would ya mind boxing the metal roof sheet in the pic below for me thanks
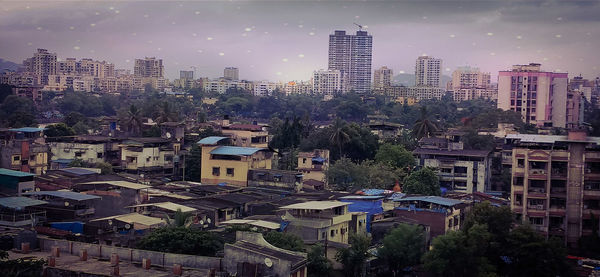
[59,168,97,176]
[91,213,165,228]
[197,136,229,145]
[210,146,265,156]
[8,127,45,133]
[0,168,35,177]
[394,196,464,206]
[279,201,350,210]
[23,191,100,201]
[78,181,151,190]
[0,197,47,209]
[126,202,196,213]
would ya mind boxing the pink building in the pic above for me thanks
[497,63,568,128]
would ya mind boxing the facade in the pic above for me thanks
[297,149,330,188]
[119,137,179,176]
[202,78,253,94]
[23,48,57,85]
[497,63,568,128]
[253,81,277,97]
[49,136,120,166]
[312,69,341,98]
[393,196,466,238]
[134,57,164,78]
[280,201,352,244]
[224,67,239,80]
[0,168,35,196]
[415,56,442,87]
[0,128,49,175]
[179,70,194,79]
[507,131,600,247]
[247,169,303,192]
[198,136,272,186]
[566,91,584,128]
[221,124,269,148]
[328,30,372,94]
[452,87,498,102]
[373,66,393,90]
[284,81,313,95]
[450,66,491,90]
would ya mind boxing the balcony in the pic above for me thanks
[527,204,546,211]
[528,169,547,179]
[0,211,46,227]
[454,173,468,178]
[331,213,352,225]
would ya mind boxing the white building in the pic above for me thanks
[373,66,393,90]
[313,70,341,99]
[224,67,239,81]
[415,56,442,87]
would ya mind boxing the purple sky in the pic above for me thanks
[1,1,599,82]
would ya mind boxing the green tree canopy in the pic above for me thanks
[44,123,75,137]
[378,223,426,274]
[184,144,202,182]
[137,227,222,256]
[0,95,37,128]
[307,244,331,277]
[335,233,371,277]
[375,143,416,170]
[263,231,305,252]
[327,158,402,191]
[402,167,441,196]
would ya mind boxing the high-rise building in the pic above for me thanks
[450,66,491,90]
[507,131,600,247]
[224,67,239,81]
[180,70,194,79]
[497,63,568,128]
[312,69,341,99]
[23,49,57,85]
[373,66,393,90]
[134,57,164,78]
[415,56,442,87]
[328,30,372,94]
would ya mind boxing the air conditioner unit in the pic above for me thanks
[536,204,544,210]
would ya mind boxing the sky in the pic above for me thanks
[1,0,599,82]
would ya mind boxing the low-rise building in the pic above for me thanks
[297,149,329,188]
[0,196,47,227]
[118,137,179,176]
[392,196,467,238]
[49,136,120,166]
[248,169,303,192]
[198,136,272,186]
[280,201,352,244]
[0,168,35,196]
[221,124,269,148]
[0,127,49,175]
[23,190,100,220]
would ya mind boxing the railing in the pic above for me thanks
[454,173,468,177]
[527,204,546,210]
[0,211,46,225]
[550,187,566,193]
[528,187,546,194]
[529,169,547,175]
[549,205,566,210]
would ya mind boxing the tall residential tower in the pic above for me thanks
[328,30,372,94]
[415,56,442,87]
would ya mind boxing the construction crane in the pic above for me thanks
[354,22,364,31]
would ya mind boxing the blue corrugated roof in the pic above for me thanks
[59,168,97,176]
[210,146,265,156]
[0,197,47,209]
[339,195,385,200]
[394,196,464,206]
[9,127,45,133]
[24,191,100,201]
[0,168,35,177]
[197,136,229,145]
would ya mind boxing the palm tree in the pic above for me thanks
[412,106,438,140]
[125,104,143,136]
[154,102,178,123]
[164,208,194,228]
[329,118,350,158]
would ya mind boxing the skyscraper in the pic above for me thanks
[23,48,57,85]
[415,56,442,87]
[328,30,372,94]
[497,63,568,128]
[224,67,239,81]
[180,70,194,79]
[134,57,164,78]
[373,66,393,90]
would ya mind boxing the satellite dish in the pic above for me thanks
[206,218,212,224]
[64,201,70,207]
[166,132,172,139]
[125,224,131,229]
[112,226,118,232]
[251,227,258,232]
[108,220,113,226]
[199,220,204,225]
[264,258,273,268]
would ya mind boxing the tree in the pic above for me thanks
[378,223,426,275]
[463,201,513,241]
[44,123,75,137]
[95,162,113,175]
[142,125,161,137]
[0,249,46,277]
[375,143,415,170]
[327,157,367,191]
[0,84,12,103]
[329,118,350,158]
[578,215,600,258]
[263,231,305,252]
[307,243,331,277]
[403,167,441,196]
[164,208,193,228]
[462,129,495,151]
[412,106,438,139]
[335,234,371,277]
[0,95,37,128]
[123,104,143,136]
[137,227,222,256]
[154,102,178,123]
[184,144,202,181]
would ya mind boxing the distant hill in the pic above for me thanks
[0,58,23,72]
[392,73,451,87]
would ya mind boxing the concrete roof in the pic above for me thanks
[126,202,197,213]
[394,196,464,207]
[279,201,350,210]
[78,181,151,190]
[506,133,600,144]
[210,146,265,156]
[413,148,491,157]
[23,191,101,201]
[90,213,164,228]
[0,168,35,177]
[59,168,98,176]
[0,197,47,209]
[197,136,229,145]
[221,219,280,230]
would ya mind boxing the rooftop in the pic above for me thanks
[90,213,164,228]
[394,196,464,207]
[0,168,35,177]
[279,200,350,210]
[78,181,152,190]
[23,191,101,201]
[197,136,229,145]
[506,133,600,144]
[8,127,45,133]
[221,219,280,230]
[126,202,197,213]
[210,146,266,156]
[413,148,491,157]
[59,167,98,176]
[0,197,47,209]
[224,124,264,131]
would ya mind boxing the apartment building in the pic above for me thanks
[312,69,341,99]
[221,124,269,148]
[198,136,272,186]
[119,137,178,176]
[280,201,352,244]
[497,63,568,128]
[373,66,393,90]
[0,128,49,175]
[328,30,372,94]
[297,149,330,188]
[224,67,239,81]
[134,57,164,78]
[507,131,600,247]
[415,56,442,87]
[22,48,57,85]
[450,66,491,90]
[49,136,121,166]
[284,81,313,95]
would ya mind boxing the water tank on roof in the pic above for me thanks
[13,229,38,250]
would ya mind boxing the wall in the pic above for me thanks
[50,142,106,164]
[39,237,222,269]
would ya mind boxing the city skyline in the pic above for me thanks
[1,1,599,81]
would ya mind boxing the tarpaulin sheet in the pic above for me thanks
[340,199,383,232]
[50,221,84,234]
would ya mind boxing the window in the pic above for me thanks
[226,168,234,177]
[330,230,335,237]
[448,218,453,228]
[75,152,83,157]
[12,155,20,162]
[529,217,543,225]
[146,157,151,162]
[303,158,307,164]
[97,153,103,158]
[212,167,220,176]
[517,159,525,168]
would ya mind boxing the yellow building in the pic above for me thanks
[279,201,352,245]
[221,124,269,148]
[198,136,272,186]
[393,96,418,105]
[297,149,329,188]
[119,137,177,175]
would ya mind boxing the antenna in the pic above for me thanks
[353,22,363,31]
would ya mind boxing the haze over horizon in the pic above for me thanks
[1,0,599,81]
